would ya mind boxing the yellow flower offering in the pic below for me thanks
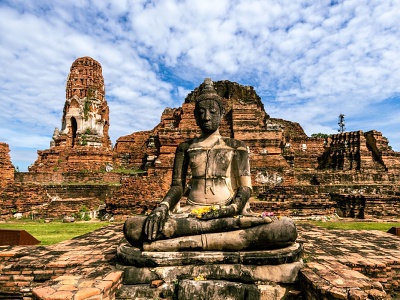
[191,206,218,218]
[194,274,207,281]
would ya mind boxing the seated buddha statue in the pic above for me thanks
[123,78,297,252]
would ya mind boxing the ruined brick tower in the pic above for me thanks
[0,142,14,188]
[29,57,113,172]
[51,57,111,149]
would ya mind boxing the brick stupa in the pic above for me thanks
[29,57,113,172]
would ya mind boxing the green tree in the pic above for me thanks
[311,133,330,139]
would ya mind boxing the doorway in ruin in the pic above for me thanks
[71,117,77,147]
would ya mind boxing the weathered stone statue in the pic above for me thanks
[123,78,297,252]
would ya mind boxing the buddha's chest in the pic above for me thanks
[187,148,234,178]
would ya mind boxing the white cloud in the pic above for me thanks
[1,0,400,171]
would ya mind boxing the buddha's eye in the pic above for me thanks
[210,109,217,114]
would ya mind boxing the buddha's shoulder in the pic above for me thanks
[176,139,196,151]
[220,137,248,150]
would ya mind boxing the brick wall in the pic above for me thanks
[0,183,48,219]
[15,171,121,184]
[29,146,113,173]
[0,182,117,220]
[106,172,170,216]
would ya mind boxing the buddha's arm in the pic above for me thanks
[145,142,189,240]
[160,141,189,209]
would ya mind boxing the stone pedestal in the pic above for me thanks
[116,242,303,300]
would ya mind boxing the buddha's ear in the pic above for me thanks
[220,107,225,117]
[193,108,200,125]
[193,108,199,120]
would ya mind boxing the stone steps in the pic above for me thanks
[299,261,387,300]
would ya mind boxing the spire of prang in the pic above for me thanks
[52,56,111,149]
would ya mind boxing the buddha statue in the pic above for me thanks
[123,78,297,252]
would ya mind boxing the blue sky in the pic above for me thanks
[1,0,400,171]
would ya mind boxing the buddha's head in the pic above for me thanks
[194,78,225,134]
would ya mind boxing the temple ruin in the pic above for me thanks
[28,56,113,173]
[0,57,399,220]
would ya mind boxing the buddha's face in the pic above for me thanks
[195,99,223,134]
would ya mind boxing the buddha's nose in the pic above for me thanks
[204,112,211,120]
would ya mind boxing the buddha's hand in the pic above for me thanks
[145,204,168,241]
[200,186,251,220]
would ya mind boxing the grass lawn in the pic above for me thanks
[2,218,399,246]
[0,220,110,245]
[307,221,400,231]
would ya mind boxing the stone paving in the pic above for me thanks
[0,222,399,299]
[297,223,399,299]
[0,224,124,299]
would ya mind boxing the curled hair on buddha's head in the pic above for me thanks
[194,78,225,115]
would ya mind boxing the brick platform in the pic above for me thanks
[0,224,123,299]
[0,222,399,299]
[298,222,399,299]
